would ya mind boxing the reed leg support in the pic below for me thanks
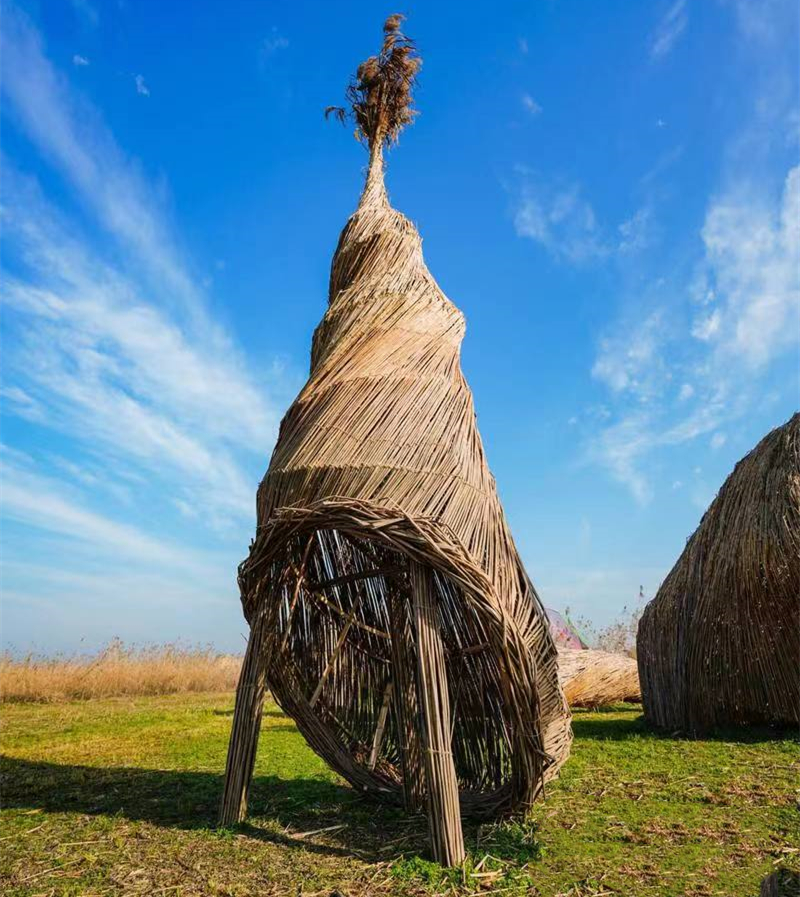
[390,590,426,814]
[411,562,465,867]
[219,612,270,825]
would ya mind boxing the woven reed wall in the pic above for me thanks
[637,413,800,732]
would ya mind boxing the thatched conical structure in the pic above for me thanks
[220,17,571,864]
[638,413,800,732]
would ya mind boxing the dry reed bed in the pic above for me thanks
[0,641,241,702]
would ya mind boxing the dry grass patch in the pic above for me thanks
[0,640,241,702]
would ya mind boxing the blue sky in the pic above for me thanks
[1,0,798,653]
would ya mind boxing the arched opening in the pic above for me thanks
[265,527,517,810]
[222,501,550,868]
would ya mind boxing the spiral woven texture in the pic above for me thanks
[238,145,572,817]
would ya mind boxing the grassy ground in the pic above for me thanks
[1,694,797,896]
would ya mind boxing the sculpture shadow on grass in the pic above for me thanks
[570,706,794,744]
[0,754,424,861]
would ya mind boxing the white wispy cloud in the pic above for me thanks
[726,0,790,45]
[618,206,654,253]
[2,168,275,529]
[586,396,731,504]
[0,5,289,649]
[512,173,661,265]
[0,456,197,569]
[0,385,45,422]
[72,54,89,66]
[261,27,289,59]
[589,412,656,504]
[650,0,688,60]
[697,165,800,367]
[0,6,287,536]
[134,73,150,96]
[0,10,211,321]
[690,308,722,340]
[586,0,797,506]
[521,93,542,116]
[588,164,798,502]
[69,0,98,28]
[0,452,240,649]
[512,170,608,264]
[592,311,668,399]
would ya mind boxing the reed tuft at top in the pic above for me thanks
[325,14,421,149]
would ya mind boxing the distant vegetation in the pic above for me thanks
[1,610,645,703]
[570,604,643,657]
[0,639,240,702]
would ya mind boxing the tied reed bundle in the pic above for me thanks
[638,413,800,733]
[220,15,571,865]
[557,648,641,709]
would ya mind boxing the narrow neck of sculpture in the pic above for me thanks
[358,139,389,210]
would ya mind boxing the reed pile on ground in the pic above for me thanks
[0,641,241,702]
[557,648,641,708]
[638,413,800,732]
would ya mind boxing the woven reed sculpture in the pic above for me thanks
[638,413,800,733]
[219,16,572,865]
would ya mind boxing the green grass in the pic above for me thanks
[1,695,797,896]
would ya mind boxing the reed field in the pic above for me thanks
[0,641,240,703]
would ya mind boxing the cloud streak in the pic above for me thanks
[0,455,200,569]
[650,0,688,60]
[0,6,288,560]
[1,9,212,322]
[521,93,542,116]
[697,165,799,367]
[512,170,608,264]
[134,74,150,96]
[587,166,798,502]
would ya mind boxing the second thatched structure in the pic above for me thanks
[638,413,800,732]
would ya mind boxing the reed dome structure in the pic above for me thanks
[220,15,571,865]
[638,413,800,733]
